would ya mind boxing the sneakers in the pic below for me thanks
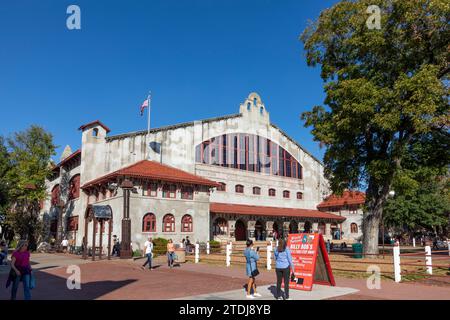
[246,294,255,299]
[276,296,283,300]
[286,297,293,300]
[253,293,262,297]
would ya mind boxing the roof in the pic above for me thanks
[105,114,241,142]
[78,120,111,133]
[317,190,365,209]
[82,160,221,189]
[52,149,81,171]
[210,202,346,221]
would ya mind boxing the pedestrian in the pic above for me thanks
[6,240,33,300]
[274,239,294,300]
[167,239,175,268]
[141,237,153,270]
[0,241,8,265]
[61,238,69,253]
[244,239,261,299]
[326,239,331,254]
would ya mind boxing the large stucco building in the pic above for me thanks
[41,93,362,254]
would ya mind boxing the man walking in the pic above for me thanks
[141,237,153,270]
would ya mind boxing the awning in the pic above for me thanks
[210,202,346,221]
[90,205,112,219]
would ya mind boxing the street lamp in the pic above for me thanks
[120,179,133,259]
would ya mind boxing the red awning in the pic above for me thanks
[210,202,345,221]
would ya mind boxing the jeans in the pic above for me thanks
[11,274,31,300]
[142,253,152,269]
[276,267,290,299]
[0,252,6,265]
[167,252,174,267]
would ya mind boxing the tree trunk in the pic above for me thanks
[362,205,382,257]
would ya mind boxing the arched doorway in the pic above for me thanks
[289,221,299,234]
[318,222,326,235]
[212,217,228,237]
[304,221,312,233]
[255,220,265,241]
[272,221,280,239]
[235,220,247,241]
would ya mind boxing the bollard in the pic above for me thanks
[393,246,401,283]
[266,244,272,270]
[447,240,450,257]
[206,241,210,255]
[425,246,432,275]
[412,238,415,248]
[195,243,200,263]
[226,243,231,267]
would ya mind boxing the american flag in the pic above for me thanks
[140,96,150,116]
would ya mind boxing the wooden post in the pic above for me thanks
[92,219,97,261]
[99,220,104,260]
[107,219,112,260]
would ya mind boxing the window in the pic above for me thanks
[181,186,194,200]
[297,192,303,200]
[163,214,175,232]
[51,185,60,206]
[195,133,303,179]
[247,102,251,110]
[283,190,290,198]
[217,182,226,192]
[162,184,176,198]
[68,175,80,200]
[253,187,261,195]
[144,183,158,197]
[268,188,276,197]
[67,216,79,231]
[92,128,99,137]
[235,184,244,194]
[181,214,193,232]
[143,213,156,232]
[350,223,358,234]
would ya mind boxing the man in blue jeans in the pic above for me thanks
[141,237,153,270]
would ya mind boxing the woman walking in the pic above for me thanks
[167,239,175,268]
[274,239,294,300]
[6,240,33,300]
[244,239,261,299]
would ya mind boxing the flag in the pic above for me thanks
[140,98,149,116]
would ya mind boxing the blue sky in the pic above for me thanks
[0,0,339,162]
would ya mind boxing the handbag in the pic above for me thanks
[251,266,260,277]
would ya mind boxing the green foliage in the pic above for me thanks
[152,237,168,256]
[300,0,449,252]
[132,249,143,257]
[209,240,221,253]
[1,126,56,248]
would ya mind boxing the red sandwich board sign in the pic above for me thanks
[287,233,335,291]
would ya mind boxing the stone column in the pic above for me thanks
[283,222,290,238]
[247,220,256,240]
[298,221,305,233]
[312,222,319,233]
[228,220,236,240]
[266,221,274,239]
[325,223,332,238]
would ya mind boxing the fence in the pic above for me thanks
[186,240,449,283]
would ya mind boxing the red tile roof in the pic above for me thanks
[82,160,221,189]
[317,190,365,209]
[210,202,345,221]
[78,120,111,133]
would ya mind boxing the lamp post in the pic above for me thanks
[120,179,133,259]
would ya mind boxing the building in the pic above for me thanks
[41,92,349,255]
[317,190,365,242]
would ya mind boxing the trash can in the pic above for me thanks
[352,243,363,259]
[175,249,185,263]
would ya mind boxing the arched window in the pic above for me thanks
[162,184,177,198]
[247,102,251,110]
[283,190,290,198]
[297,192,303,200]
[92,128,99,137]
[181,186,194,200]
[350,223,358,234]
[51,184,60,206]
[163,214,175,232]
[195,133,303,179]
[253,186,261,195]
[260,106,264,115]
[143,213,156,232]
[181,214,193,232]
[217,182,226,192]
[68,175,81,200]
[268,188,276,197]
[235,184,244,194]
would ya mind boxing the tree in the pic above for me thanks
[0,137,12,240]
[300,0,449,254]
[5,126,56,249]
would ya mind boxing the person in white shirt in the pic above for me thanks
[141,237,153,270]
[61,238,69,253]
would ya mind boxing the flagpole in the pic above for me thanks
[147,91,151,136]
